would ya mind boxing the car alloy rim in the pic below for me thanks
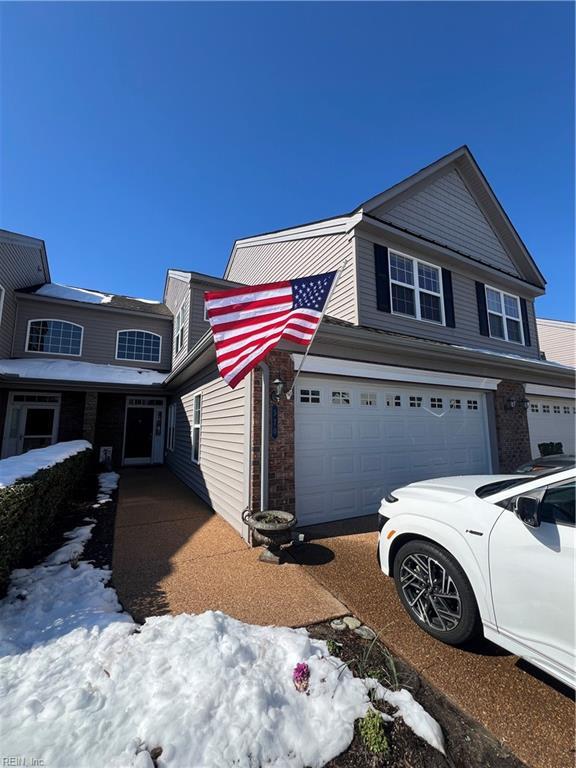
[399,553,462,632]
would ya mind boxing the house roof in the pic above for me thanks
[224,146,545,289]
[16,283,172,317]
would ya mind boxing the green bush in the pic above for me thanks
[538,442,563,457]
[0,448,92,590]
[359,709,389,755]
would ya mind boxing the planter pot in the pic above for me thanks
[242,509,297,564]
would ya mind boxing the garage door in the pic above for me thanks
[295,376,493,525]
[528,397,576,457]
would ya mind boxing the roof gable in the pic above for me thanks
[358,147,545,288]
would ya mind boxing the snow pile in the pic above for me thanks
[0,527,444,767]
[94,471,120,506]
[0,358,166,386]
[0,440,91,488]
[36,282,113,304]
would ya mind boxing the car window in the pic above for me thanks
[540,480,575,527]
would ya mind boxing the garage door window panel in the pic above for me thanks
[332,391,351,406]
[389,251,444,325]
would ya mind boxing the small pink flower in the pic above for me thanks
[293,662,310,693]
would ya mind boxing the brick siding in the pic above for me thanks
[494,380,532,471]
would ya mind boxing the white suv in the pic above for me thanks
[377,467,575,688]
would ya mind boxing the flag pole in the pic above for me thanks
[285,256,348,401]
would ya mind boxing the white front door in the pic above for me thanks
[2,392,61,458]
[295,376,493,525]
[489,478,575,681]
[528,397,575,456]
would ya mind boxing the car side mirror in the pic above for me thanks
[514,495,541,528]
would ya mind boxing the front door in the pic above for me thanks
[1,393,61,458]
[124,407,154,464]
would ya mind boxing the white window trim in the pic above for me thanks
[115,329,162,363]
[389,249,445,326]
[485,285,524,345]
[25,318,84,357]
[174,300,187,356]
[191,393,202,464]
[167,403,176,451]
[0,285,5,325]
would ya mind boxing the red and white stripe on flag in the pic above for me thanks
[204,271,337,388]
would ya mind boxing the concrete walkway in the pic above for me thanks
[290,532,575,768]
[112,467,346,627]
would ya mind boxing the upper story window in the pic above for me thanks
[174,301,187,355]
[26,319,83,356]
[0,285,5,325]
[389,251,444,325]
[116,330,161,363]
[485,286,524,344]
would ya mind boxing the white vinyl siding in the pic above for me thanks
[226,233,356,324]
[166,367,249,533]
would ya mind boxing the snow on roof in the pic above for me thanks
[0,358,167,386]
[0,440,91,488]
[36,283,113,304]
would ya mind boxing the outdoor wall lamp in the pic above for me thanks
[505,397,530,411]
[271,378,285,403]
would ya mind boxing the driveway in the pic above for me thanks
[290,529,574,768]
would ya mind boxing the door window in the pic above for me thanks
[540,480,575,527]
[22,408,55,451]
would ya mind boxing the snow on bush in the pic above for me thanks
[0,525,444,768]
[0,440,91,488]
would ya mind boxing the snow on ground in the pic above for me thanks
[0,440,91,488]
[94,471,120,506]
[0,358,167,385]
[0,525,444,768]
[36,282,113,304]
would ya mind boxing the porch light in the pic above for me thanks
[271,378,285,403]
[505,397,530,411]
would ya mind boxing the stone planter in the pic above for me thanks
[242,509,296,564]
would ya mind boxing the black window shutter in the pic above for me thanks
[374,244,390,313]
[475,282,490,337]
[520,298,531,346]
[441,269,455,327]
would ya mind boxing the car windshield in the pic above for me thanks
[476,466,572,499]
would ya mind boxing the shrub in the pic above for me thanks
[359,709,389,755]
[538,442,563,457]
[0,448,92,590]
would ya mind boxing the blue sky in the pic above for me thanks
[1,2,573,319]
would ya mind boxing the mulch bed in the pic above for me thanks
[308,622,527,768]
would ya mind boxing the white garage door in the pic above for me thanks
[528,397,576,457]
[295,376,493,525]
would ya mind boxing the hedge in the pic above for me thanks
[0,448,92,590]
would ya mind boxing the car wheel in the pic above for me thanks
[393,539,481,645]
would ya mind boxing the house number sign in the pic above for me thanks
[271,404,278,440]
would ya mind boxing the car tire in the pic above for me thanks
[393,539,482,646]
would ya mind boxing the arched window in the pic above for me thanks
[116,330,161,363]
[26,319,83,356]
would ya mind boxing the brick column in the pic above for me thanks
[494,381,531,472]
[82,391,98,445]
[250,350,296,517]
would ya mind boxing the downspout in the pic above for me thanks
[259,361,269,512]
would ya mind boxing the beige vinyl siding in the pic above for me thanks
[165,276,190,366]
[189,285,210,346]
[0,241,47,358]
[227,234,356,323]
[356,236,540,359]
[536,319,575,367]
[13,298,172,369]
[371,169,520,277]
[166,366,249,532]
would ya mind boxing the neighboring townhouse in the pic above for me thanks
[0,229,171,466]
[1,146,574,540]
[536,318,575,368]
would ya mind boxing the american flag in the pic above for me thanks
[204,271,337,388]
